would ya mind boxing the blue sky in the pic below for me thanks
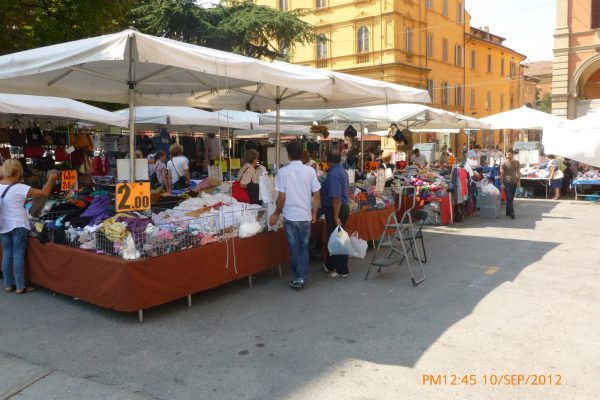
[466,0,557,62]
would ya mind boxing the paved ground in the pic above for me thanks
[0,198,599,400]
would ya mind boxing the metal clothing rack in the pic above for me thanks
[365,185,426,286]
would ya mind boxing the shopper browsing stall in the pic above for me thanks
[547,154,563,200]
[269,141,321,290]
[410,148,428,168]
[1,160,57,294]
[151,151,170,192]
[321,149,350,278]
[234,149,263,205]
[500,149,521,219]
[168,143,190,190]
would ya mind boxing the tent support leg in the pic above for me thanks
[138,309,144,322]
[275,87,281,172]
[278,264,282,277]
[128,85,136,181]
[187,295,192,308]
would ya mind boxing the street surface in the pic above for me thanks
[0,199,598,400]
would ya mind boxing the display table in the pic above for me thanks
[572,179,600,200]
[520,177,550,199]
[24,230,289,315]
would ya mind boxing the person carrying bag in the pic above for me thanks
[232,149,262,204]
[167,143,189,190]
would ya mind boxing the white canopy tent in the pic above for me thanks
[0,92,128,127]
[0,29,429,174]
[114,106,250,131]
[259,103,458,129]
[479,106,562,130]
[542,113,600,167]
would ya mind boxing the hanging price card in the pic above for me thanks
[230,158,241,169]
[61,170,77,191]
[115,182,151,212]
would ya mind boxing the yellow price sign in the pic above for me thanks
[61,170,77,191]
[115,182,151,212]
[230,158,241,169]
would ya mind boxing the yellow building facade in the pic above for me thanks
[254,0,528,149]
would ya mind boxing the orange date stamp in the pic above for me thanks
[421,373,562,386]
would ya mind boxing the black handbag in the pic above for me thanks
[8,128,26,146]
[344,124,357,138]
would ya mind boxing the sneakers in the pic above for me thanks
[328,272,349,279]
[288,280,305,290]
[323,265,333,273]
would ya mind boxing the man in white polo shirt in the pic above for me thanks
[269,141,321,290]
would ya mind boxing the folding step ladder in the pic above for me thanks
[364,186,426,286]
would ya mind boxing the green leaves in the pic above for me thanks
[0,0,133,55]
[1,0,316,62]
[132,0,316,61]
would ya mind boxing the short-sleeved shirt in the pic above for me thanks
[154,160,168,186]
[0,183,31,233]
[320,163,349,207]
[167,156,189,184]
[410,154,428,167]
[238,163,259,185]
[501,159,521,184]
[275,160,321,221]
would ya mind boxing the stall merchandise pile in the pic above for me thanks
[31,185,266,260]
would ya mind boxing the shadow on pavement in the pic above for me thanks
[0,202,562,400]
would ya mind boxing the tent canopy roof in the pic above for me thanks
[0,92,128,127]
[479,106,562,130]
[0,29,429,110]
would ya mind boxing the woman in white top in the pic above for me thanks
[1,160,57,294]
[167,143,190,190]
[237,149,265,204]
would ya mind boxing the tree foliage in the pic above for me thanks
[0,0,133,55]
[536,89,552,114]
[131,0,316,60]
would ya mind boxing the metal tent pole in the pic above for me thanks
[128,85,136,181]
[275,87,281,171]
[360,123,365,173]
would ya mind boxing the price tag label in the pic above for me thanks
[115,182,151,212]
[61,170,77,191]
[230,158,241,169]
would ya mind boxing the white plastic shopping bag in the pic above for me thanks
[327,225,352,256]
[349,232,368,258]
[258,173,273,203]
[238,210,262,238]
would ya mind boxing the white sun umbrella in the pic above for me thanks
[0,29,430,174]
[542,113,600,167]
[479,106,562,130]
[114,106,250,133]
[0,92,128,127]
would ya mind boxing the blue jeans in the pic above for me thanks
[504,182,517,216]
[2,227,29,290]
[283,219,311,282]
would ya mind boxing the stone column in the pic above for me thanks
[552,0,570,118]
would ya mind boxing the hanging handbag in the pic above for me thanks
[551,169,564,180]
[232,180,251,203]
[8,129,26,146]
[344,124,357,138]
[0,128,9,143]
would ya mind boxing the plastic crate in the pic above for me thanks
[477,194,500,208]
[479,206,500,219]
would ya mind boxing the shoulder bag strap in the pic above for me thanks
[1,183,17,199]
[169,158,181,179]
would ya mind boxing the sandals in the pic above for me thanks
[4,285,15,293]
[15,286,36,295]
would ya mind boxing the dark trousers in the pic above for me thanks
[504,182,517,216]
[324,204,350,274]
